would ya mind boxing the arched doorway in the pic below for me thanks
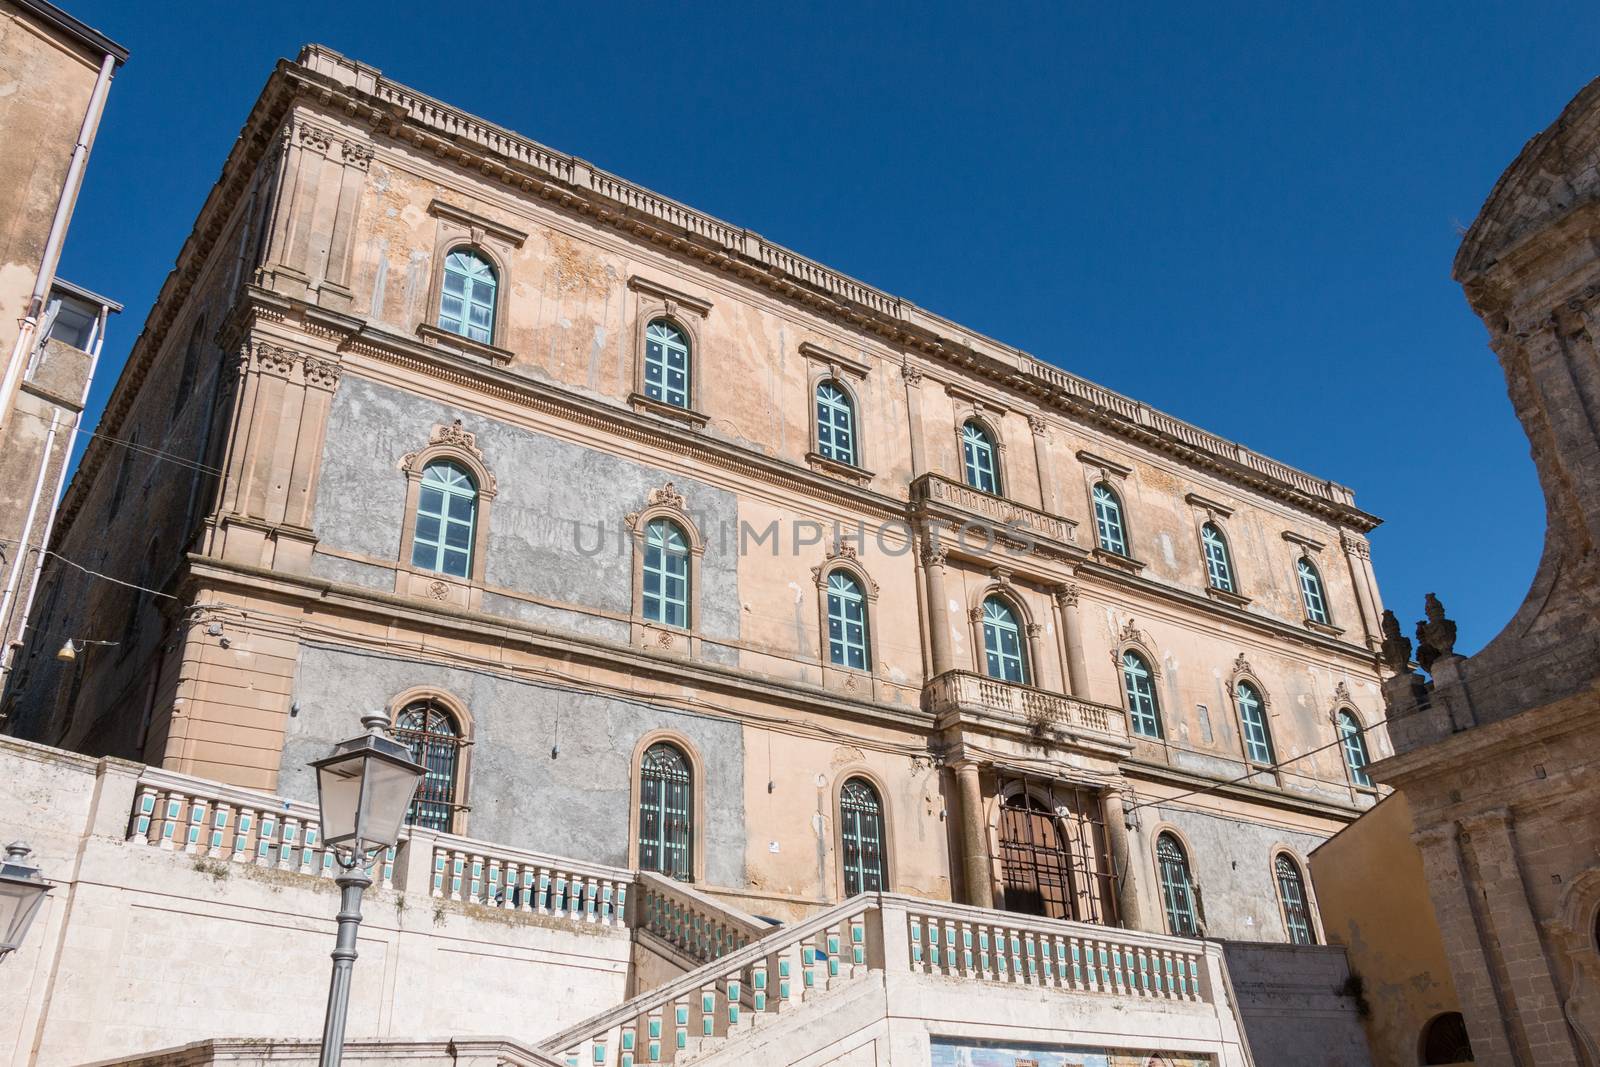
[995,777,1118,925]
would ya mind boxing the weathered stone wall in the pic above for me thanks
[281,643,747,886]
[1219,941,1372,1067]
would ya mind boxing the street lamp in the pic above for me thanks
[310,715,425,1067]
[0,842,52,963]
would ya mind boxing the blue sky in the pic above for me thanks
[53,2,1600,654]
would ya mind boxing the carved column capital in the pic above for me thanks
[919,542,948,569]
[1054,582,1080,608]
[1027,413,1049,437]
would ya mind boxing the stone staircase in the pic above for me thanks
[537,893,1251,1067]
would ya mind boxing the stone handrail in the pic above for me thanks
[925,670,1129,742]
[538,892,1219,1065]
[124,770,637,929]
[420,828,634,926]
[634,870,772,966]
[913,472,1078,546]
[901,896,1208,1002]
[539,893,875,1066]
[128,767,400,888]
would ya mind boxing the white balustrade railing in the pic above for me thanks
[914,473,1078,546]
[902,900,1205,1002]
[926,670,1129,741]
[634,871,771,967]
[423,831,633,927]
[541,895,874,1067]
[127,768,399,888]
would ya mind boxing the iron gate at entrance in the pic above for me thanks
[996,774,1120,926]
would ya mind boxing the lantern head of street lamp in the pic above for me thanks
[311,715,426,861]
[0,842,52,962]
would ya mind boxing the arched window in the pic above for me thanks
[1274,854,1315,945]
[815,380,857,467]
[644,319,691,409]
[961,421,1000,494]
[826,570,869,670]
[1297,557,1330,624]
[638,741,694,880]
[438,249,497,344]
[643,518,690,628]
[1337,711,1373,788]
[981,596,1028,684]
[394,699,465,832]
[1156,833,1199,936]
[1122,650,1162,739]
[1419,1012,1474,1065]
[839,777,887,895]
[1201,522,1235,593]
[1236,681,1275,766]
[1093,482,1128,556]
[411,460,477,578]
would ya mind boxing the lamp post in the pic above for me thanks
[310,715,425,1067]
[0,842,52,963]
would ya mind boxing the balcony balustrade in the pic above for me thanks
[911,472,1078,550]
[924,669,1129,744]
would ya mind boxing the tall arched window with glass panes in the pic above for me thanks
[644,319,691,409]
[839,777,887,895]
[638,742,694,880]
[1201,522,1235,592]
[981,597,1028,683]
[815,380,857,466]
[643,518,690,628]
[1156,833,1199,936]
[826,570,869,670]
[438,249,497,343]
[1274,854,1316,945]
[1337,711,1373,787]
[1236,681,1274,766]
[1297,557,1330,624]
[411,460,477,578]
[961,421,1000,494]
[1093,482,1128,556]
[394,699,465,832]
[1121,650,1162,739]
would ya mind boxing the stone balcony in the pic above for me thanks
[924,669,1131,749]
[910,472,1079,554]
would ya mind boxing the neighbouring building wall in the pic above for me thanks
[1219,941,1372,1067]
[0,1,124,692]
[1310,793,1462,1067]
[1365,72,1600,1067]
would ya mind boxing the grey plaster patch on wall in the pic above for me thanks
[310,551,395,592]
[479,590,629,644]
[312,376,741,649]
[279,645,747,886]
[1148,805,1327,943]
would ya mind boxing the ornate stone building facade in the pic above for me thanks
[0,0,124,686]
[5,45,1389,957]
[1359,74,1600,1067]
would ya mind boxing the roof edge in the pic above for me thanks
[10,0,128,63]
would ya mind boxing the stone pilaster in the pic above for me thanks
[920,539,953,677]
[258,116,371,311]
[1029,414,1057,514]
[902,363,926,478]
[209,339,341,573]
[952,760,994,909]
[1054,582,1089,699]
[1100,784,1148,932]
[1339,530,1382,650]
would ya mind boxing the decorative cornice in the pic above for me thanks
[626,275,713,317]
[427,198,528,247]
[1281,530,1327,553]
[1076,449,1133,479]
[1184,491,1235,518]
